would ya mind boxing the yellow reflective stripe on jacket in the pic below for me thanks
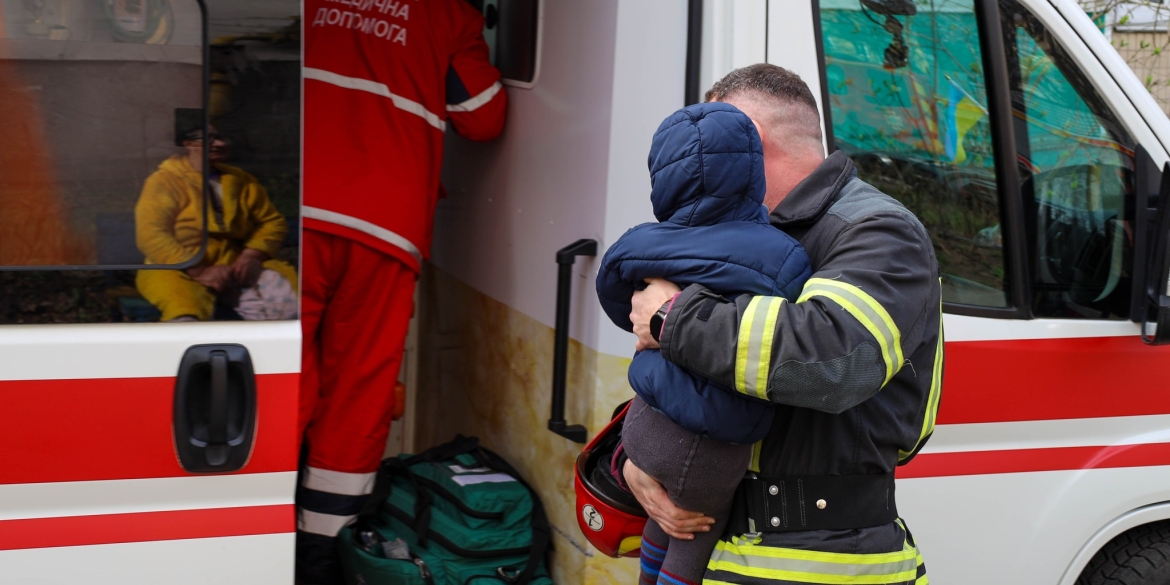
[899,280,944,462]
[706,538,920,585]
[797,278,903,386]
[750,440,762,473]
[735,296,785,400]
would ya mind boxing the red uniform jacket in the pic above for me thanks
[303,0,506,271]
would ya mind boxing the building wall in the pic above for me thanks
[1114,30,1170,113]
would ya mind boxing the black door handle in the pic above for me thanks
[548,239,596,443]
[174,344,257,472]
[206,351,230,466]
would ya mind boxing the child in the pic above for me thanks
[596,102,811,585]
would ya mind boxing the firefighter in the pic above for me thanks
[298,1,506,582]
[626,64,941,585]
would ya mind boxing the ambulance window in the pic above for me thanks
[0,0,302,324]
[1002,1,1136,319]
[816,0,1009,309]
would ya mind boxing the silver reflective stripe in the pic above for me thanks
[302,466,376,496]
[303,206,422,264]
[304,67,447,131]
[447,81,503,112]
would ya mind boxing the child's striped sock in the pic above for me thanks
[657,568,701,585]
[639,535,666,585]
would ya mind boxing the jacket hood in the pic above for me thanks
[647,102,768,226]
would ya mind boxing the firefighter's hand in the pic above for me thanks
[190,265,232,292]
[624,459,715,539]
[231,248,267,288]
[632,278,681,351]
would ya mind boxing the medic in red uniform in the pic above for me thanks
[299,1,506,581]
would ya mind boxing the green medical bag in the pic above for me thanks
[340,436,553,585]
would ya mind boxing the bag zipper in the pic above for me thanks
[412,556,436,585]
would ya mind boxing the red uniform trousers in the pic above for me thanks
[296,229,415,584]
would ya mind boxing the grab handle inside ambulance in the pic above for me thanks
[174,344,258,471]
[549,239,597,443]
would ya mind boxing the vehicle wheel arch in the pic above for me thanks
[1059,502,1170,585]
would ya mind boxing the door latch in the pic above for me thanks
[174,344,257,472]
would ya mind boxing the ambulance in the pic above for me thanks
[1,0,1170,583]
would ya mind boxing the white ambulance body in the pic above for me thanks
[2,0,1170,583]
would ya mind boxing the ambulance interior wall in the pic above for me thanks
[415,1,687,583]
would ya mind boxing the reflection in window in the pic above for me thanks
[0,0,302,324]
[819,0,1007,308]
[1005,1,1136,319]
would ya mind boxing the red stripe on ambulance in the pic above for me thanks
[0,373,299,485]
[941,336,1170,425]
[899,442,1170,479]
[0,504,294,551]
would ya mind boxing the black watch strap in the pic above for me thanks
[650,298,672,342]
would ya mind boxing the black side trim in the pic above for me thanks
[810,0,836,154]
[684,0,703,106]
[977,0,1030,318]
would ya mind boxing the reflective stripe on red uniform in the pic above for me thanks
[303,0,506,271]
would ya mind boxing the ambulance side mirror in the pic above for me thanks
[1142,163,1170,345]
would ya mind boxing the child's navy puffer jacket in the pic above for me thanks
[596,102,811,444]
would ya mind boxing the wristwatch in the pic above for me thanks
[649,298,672,343]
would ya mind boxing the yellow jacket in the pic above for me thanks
[135,155,287,266]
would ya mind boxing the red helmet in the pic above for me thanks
[574,401,647,558]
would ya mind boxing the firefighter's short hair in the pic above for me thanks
[705,64,823,148]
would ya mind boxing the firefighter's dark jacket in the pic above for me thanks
[659,151,943,476]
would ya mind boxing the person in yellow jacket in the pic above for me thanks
[135,126,297,322]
